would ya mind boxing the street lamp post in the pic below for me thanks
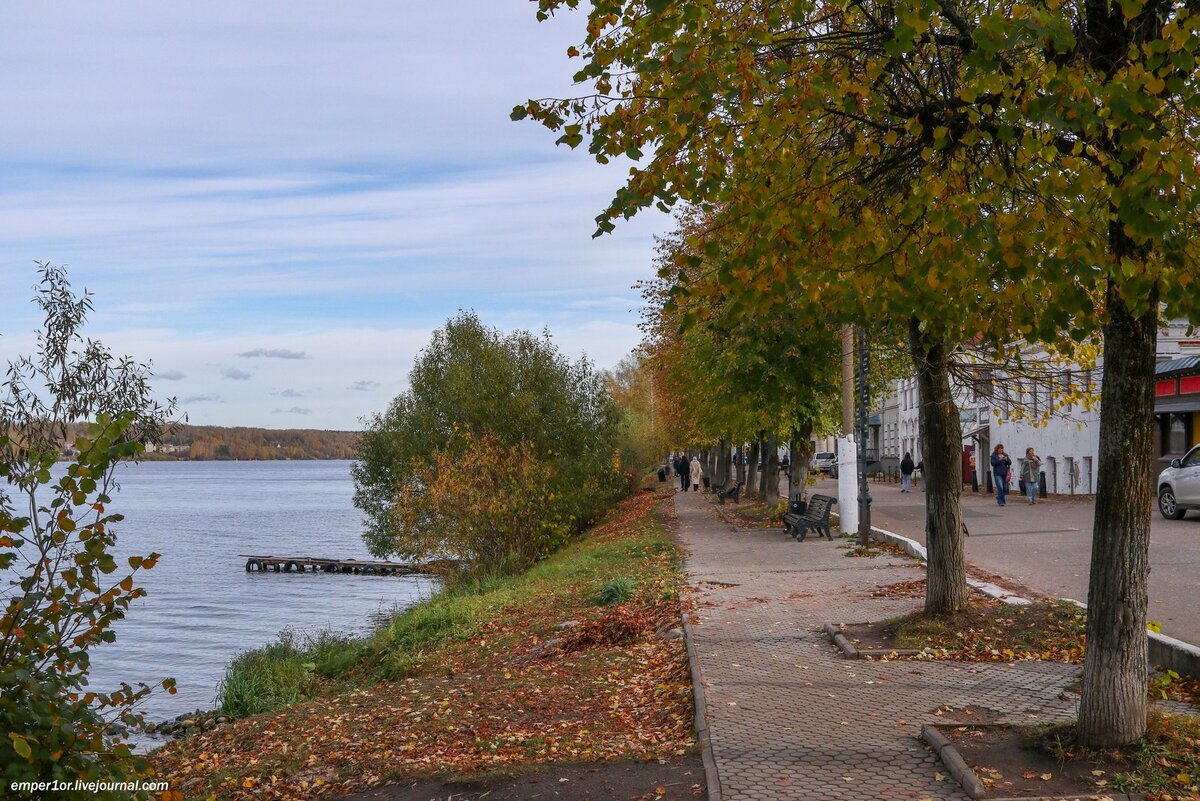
[856,327,873,546]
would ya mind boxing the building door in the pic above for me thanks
[1064,456,1075,495]
[1045,456,1057,493]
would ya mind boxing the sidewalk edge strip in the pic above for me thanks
[681,592,722,801]
[920,725,985,799]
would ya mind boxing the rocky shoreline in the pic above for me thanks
[145,709,231,739]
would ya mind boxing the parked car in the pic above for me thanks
[1157,444,1200,519]
[811,451,838,477]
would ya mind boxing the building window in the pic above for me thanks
[1169,414,1190,454]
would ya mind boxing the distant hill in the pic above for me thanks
[145,425,360,461]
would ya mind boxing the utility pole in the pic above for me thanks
[838,325,860,535]
[841,325,855,433]
[856,327,873,546]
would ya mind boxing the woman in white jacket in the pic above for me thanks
[689,456,703,491]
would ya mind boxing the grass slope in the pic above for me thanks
[152,490,695,800]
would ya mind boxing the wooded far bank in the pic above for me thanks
[60,423,360,461]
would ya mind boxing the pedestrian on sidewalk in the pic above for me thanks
[690,455,703,492]
[900,452,915,492]
[680,455,691,492]
[990,444,1012,506]
[1022,448,1042,504]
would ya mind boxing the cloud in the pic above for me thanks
[239,348,308,360]
[157,370,186,380]
[565,297,639,311]
[221,367,253,381]
[182,394,222,404]
[0,4,664,429]
[272,406,311,415]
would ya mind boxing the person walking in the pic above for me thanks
[690,455,703,492]
[899,452,915,492]
[680,454,691,492]
[1022,448,1043,505]
[990,444,1012,506]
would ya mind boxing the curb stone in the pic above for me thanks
[823,622,859,658]
[680,594,722,801]
[870,524,1200,678]
[920,724,985,799]
[821,621,927,659]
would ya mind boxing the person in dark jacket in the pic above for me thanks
[990,444,1012,506]
[900,452,915,492]
[680,454,691,491]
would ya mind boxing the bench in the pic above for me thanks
[716,481,743,504]
[783,494,836,541]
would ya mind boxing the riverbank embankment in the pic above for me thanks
[150,488,699,800]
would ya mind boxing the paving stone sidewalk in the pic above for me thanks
[673,490,1082,801]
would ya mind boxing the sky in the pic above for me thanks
[0,2,667,430]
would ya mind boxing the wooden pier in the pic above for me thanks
[239,554,451,576]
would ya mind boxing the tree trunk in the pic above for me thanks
[747,440,760,496]
[758,438,768,494]
[789,423,814,503]
[763,432,780,506]
[909,318,969,614]
[716,437,728,488]
[735,444,746,487]
[1076,282,1156,747]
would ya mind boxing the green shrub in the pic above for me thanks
[594,577,635,606]
[352,313,625,566]
[216,629,369,717]
[217,632,313,717]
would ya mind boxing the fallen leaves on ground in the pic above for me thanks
[556,603,661,653]
[890,598,1087,663]
[1153,671,1200,708]
[841,539,911,559]
[151,491,696,800]
[868,579,926,599]
[710,498,784,529]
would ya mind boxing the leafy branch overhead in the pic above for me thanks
[1,265,177,797]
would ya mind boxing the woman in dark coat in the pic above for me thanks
[990,444,1012,506]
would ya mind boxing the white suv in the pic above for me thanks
[1157,443,1200,519]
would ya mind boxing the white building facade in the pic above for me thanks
[890,321,1200,496]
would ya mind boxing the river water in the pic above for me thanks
[45,460,432,729]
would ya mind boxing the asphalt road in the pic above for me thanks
[804,476,1200,646]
